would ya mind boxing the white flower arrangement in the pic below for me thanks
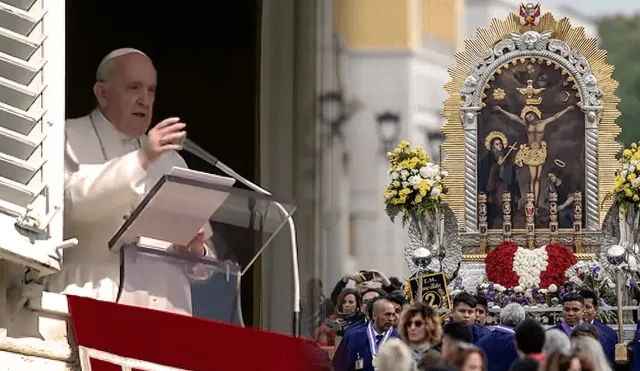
[512,246,549,289]
[384,141,448,225]
[564,260,615,302]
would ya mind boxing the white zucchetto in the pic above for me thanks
[96,48,150,81]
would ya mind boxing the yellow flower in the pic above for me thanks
[417,180,430,196]
[391,195,406,205]
[629,173,637,181]
[398,140,410,149]
[633,194,639,202]
[624,149,633,158]
[415,195,423,203]
[634,151,640,161]
[633,143,638,149]
[393,181,400,187]
[625,188,633,198]
[399,188,412,196]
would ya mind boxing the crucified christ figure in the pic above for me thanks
[493,104,574,208]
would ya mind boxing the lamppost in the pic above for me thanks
[319,91,347,139]
[376,111,401,155]
[606,244,630,364]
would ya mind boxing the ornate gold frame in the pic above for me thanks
[441,12,621,241]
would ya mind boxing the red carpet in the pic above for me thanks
[67,295,332,371]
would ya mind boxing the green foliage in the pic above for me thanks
[599,16,640,145]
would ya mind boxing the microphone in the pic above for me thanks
[180,137,302,337]
[182,138,220,167]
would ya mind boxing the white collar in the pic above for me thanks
[91,108,142,144]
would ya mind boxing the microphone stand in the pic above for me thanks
[182,139,302,337]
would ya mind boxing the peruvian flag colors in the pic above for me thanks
[485,241,577,289]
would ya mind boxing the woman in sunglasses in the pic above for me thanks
[399,302,442,367]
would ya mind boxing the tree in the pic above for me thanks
[598,16,640,145]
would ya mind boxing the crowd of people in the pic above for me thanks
[303,270,632,371]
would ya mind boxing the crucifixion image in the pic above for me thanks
[493,102,574,209]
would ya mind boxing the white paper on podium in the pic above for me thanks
[109,167,236,251]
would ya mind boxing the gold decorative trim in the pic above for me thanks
[442,12,621,229]
[462,254,486,262]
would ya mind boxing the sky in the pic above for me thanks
[542,0,640,17]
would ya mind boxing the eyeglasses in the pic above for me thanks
[407,320,424,328]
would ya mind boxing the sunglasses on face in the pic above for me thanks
[407,320,424,328]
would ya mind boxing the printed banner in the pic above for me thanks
[408,272,452,312]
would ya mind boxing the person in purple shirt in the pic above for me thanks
[447,292,491,344]
[477,303,526,371]
[550,292,584,337]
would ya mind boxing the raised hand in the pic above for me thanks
[138,117,186,168]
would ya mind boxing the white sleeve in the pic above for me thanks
[64,142,147,224]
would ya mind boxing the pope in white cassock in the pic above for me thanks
[46,48,210,318]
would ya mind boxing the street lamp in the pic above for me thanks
[376,111,401,154]
[319,91,346,139]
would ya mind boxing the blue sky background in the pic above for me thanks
[542,0,640,17]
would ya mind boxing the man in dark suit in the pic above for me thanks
[333,299,399,371]
[580,289,617,366]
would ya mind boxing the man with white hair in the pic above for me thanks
[476,303,526,371]
[47,48,208,320]
[543,329,571,356]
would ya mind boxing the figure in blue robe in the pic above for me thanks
[345,317,367,335]
[473,323,492,344]
[477,325,518,371]
[591,319,617,366]
[630,321,640,371]
[442,319,490,345]
[333,325,399,371]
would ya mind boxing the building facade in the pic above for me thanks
[325,0,463,286]
[0,0,599,369]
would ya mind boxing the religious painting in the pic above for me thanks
[477,58,585,230]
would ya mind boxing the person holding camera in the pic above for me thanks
[330,270,396,307]
[315,288,363,346]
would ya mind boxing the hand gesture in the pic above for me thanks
[175,228,206,256]
[139,117,186,168]
[369,269,391,286]
[343,272,366,283]
[493,106,502,112]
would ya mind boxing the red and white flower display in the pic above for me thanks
[485,241,577,290]
[513,245,548,288]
